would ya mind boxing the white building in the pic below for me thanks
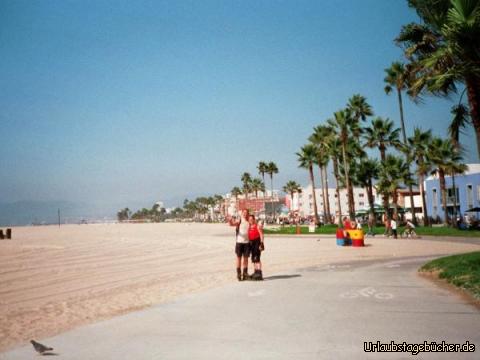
[288,186,382,220]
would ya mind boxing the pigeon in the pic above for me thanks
[30,340,53,355]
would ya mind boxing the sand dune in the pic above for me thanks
[1,223,479,352]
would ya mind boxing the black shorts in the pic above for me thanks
[250,238,262,263]
[235,242,251,258]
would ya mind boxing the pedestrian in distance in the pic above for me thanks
[391,216,398,239]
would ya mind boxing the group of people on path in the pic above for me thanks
[228,209,265,281]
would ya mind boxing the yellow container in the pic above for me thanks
[347,229,364,247]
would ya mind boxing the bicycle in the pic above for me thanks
[400,227,420,239]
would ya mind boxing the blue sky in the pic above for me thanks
[1,0,478,209]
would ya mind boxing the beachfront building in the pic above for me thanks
[424,164,480,221]
[397,189,423,220]
[287,186,381,221]
[223,189,282,217]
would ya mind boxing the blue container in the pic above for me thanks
[336,238,346,246]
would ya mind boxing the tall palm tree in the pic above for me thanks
[384,62,410,143]
[231,186,242,211]
[384,61,417,224]
[347,94,374,123]
[377,155,414,219]
[257,161,268,197]
[364,117,401,222]
[297,144,320,224]
[364,117,402,161]
[328,110,356,219]
[355,158,380,222]
[325,133,343,222]
[408,128,433,226]
[266,162,279,220]
[283,180,302,212]
[448,105,470,226]
[241,172,252,200]
[309,125,332,223]
[396,0,480,158]
[427,137,465,225]
[250,178,265,199]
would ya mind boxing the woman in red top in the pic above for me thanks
[248,214,264,280]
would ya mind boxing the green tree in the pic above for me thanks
[297,144,320,224]
[117,208,131,222]
[309,125,333,223]
[230,186,243,213]
[384,61,418,224]
[408,128,433,226]
[355,158,380,222]
[377,155,414,219]
[250,178,265,199]
[266,162,279,220]
[241,172,252,199]
[396,0,480,158]
[283,180,302,213]
[427,137,465,225]
[325,132,343,222]
[328,110,357,219]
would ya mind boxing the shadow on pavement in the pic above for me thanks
[263,274,301,281]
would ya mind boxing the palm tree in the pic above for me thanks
[355,158,380,222]
[309,125,332,223]
[231,186,242,211]
[241,172,252,199]
[384,61,418,224]
[347,94,374,123]
[325,133,343,222]
[364,117,401,222]
[408,128,433,226]
[283,180,302,213]
[297,144,320,224]
[427,137,465,225]
[257,161,268,195]
[328,110,356,219]
[448,106,470,226]
[384,61,410,143]
[377,155,414,219]
[250,178,265,199]
[364,117,401,161]
[396,0,480,158]
[266,162,279,220]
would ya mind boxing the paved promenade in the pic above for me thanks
[2,254,478,359]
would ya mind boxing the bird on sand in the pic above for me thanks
[30,340,53,355]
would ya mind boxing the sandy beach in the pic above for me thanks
[1,222,479,352]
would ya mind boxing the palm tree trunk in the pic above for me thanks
[319,166,328,224]
[333,157,342,224]
[270,175,275,222]
[367,179,375,218]
[290,191,295,212]
[439,170,449,225]
[392,189,399,219]
[323,165,331,224]
[341,142,354,220]
[397,88,408,145]
[309,165,320,224]
[397,89,417,225]
[466,76,480,159]
[261,174,266,215]
[452,173,458,227]
[419,173,430,226]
